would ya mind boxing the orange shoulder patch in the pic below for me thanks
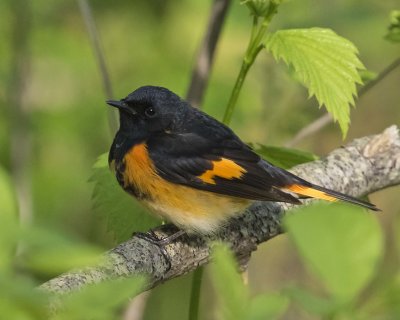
[125,143,152,169]
[198,158,247,185]
[122,142,156,189]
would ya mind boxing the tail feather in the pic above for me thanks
[284,183,379,211]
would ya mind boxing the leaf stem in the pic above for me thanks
[222,60,251,125]
[188,266,204,320]
[249,16,259,44]
[222,2,278,125]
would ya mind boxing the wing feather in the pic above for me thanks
[147,132,301,204]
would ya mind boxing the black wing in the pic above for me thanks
[147,130,301,204]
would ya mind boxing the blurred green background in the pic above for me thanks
[0,0,399,319]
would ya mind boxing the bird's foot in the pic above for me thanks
[133,226,186,271]
[134,228,186,246]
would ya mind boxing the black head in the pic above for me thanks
[107,86,187,139]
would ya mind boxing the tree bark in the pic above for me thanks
[40,126,400,295]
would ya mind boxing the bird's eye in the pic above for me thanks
[144,107,156,118]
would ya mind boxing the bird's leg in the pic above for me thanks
[133,225,186,271]
[134,228,186,246]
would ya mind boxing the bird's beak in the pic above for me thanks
[106,100,136,114]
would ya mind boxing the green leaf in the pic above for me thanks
[0,275,49,320]
[357,272,400,318]
[210,243,290,320]
[286,287,341,316]
[284,203,383,302]
[56,276,146,320]
[210,243,249,320]
[264,28,364,137]
[247,293,289,320]
[394,212,400,260]
[385,10,400,43]
[251,144,318,169]
[90,153,159,243]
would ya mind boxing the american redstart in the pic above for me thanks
[107,86,378,234]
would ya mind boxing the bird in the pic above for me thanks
[107,86,378,236]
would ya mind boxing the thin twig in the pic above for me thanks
[123,291,151,320]
[8,0,33,229]
[285,57,400,147]
[77,0,118,133]
[186,0,231,107]
[285,113,332,148]
[358,57,400,96]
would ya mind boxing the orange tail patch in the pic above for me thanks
[285,184,338,202]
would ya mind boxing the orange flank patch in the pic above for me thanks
[198,158,247,185]
[121,143,250,233]
[285,184,338,202]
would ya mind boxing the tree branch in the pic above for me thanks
[40,126,400,296]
